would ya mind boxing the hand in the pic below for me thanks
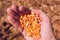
[7,5,56,40]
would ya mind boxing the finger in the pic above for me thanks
[7,16,23,32]
[11,5,22,15]
[7,8,20,20]
[19,6,31,14]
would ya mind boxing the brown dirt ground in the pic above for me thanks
[0,0,60,40]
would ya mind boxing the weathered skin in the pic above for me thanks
[7,5,56,40]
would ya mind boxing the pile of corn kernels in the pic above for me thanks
[19,12,42,39]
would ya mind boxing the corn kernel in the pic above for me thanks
[19,12,42,39]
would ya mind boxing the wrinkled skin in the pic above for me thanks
[7,5,56,40]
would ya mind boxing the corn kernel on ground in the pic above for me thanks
[19,12,42,39]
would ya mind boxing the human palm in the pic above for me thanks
[7,5,56,40]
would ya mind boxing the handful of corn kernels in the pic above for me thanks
[19,12,42,39]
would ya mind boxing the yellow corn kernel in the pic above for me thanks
[19,12,42,39]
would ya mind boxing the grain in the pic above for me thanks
[19,12,42,39]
